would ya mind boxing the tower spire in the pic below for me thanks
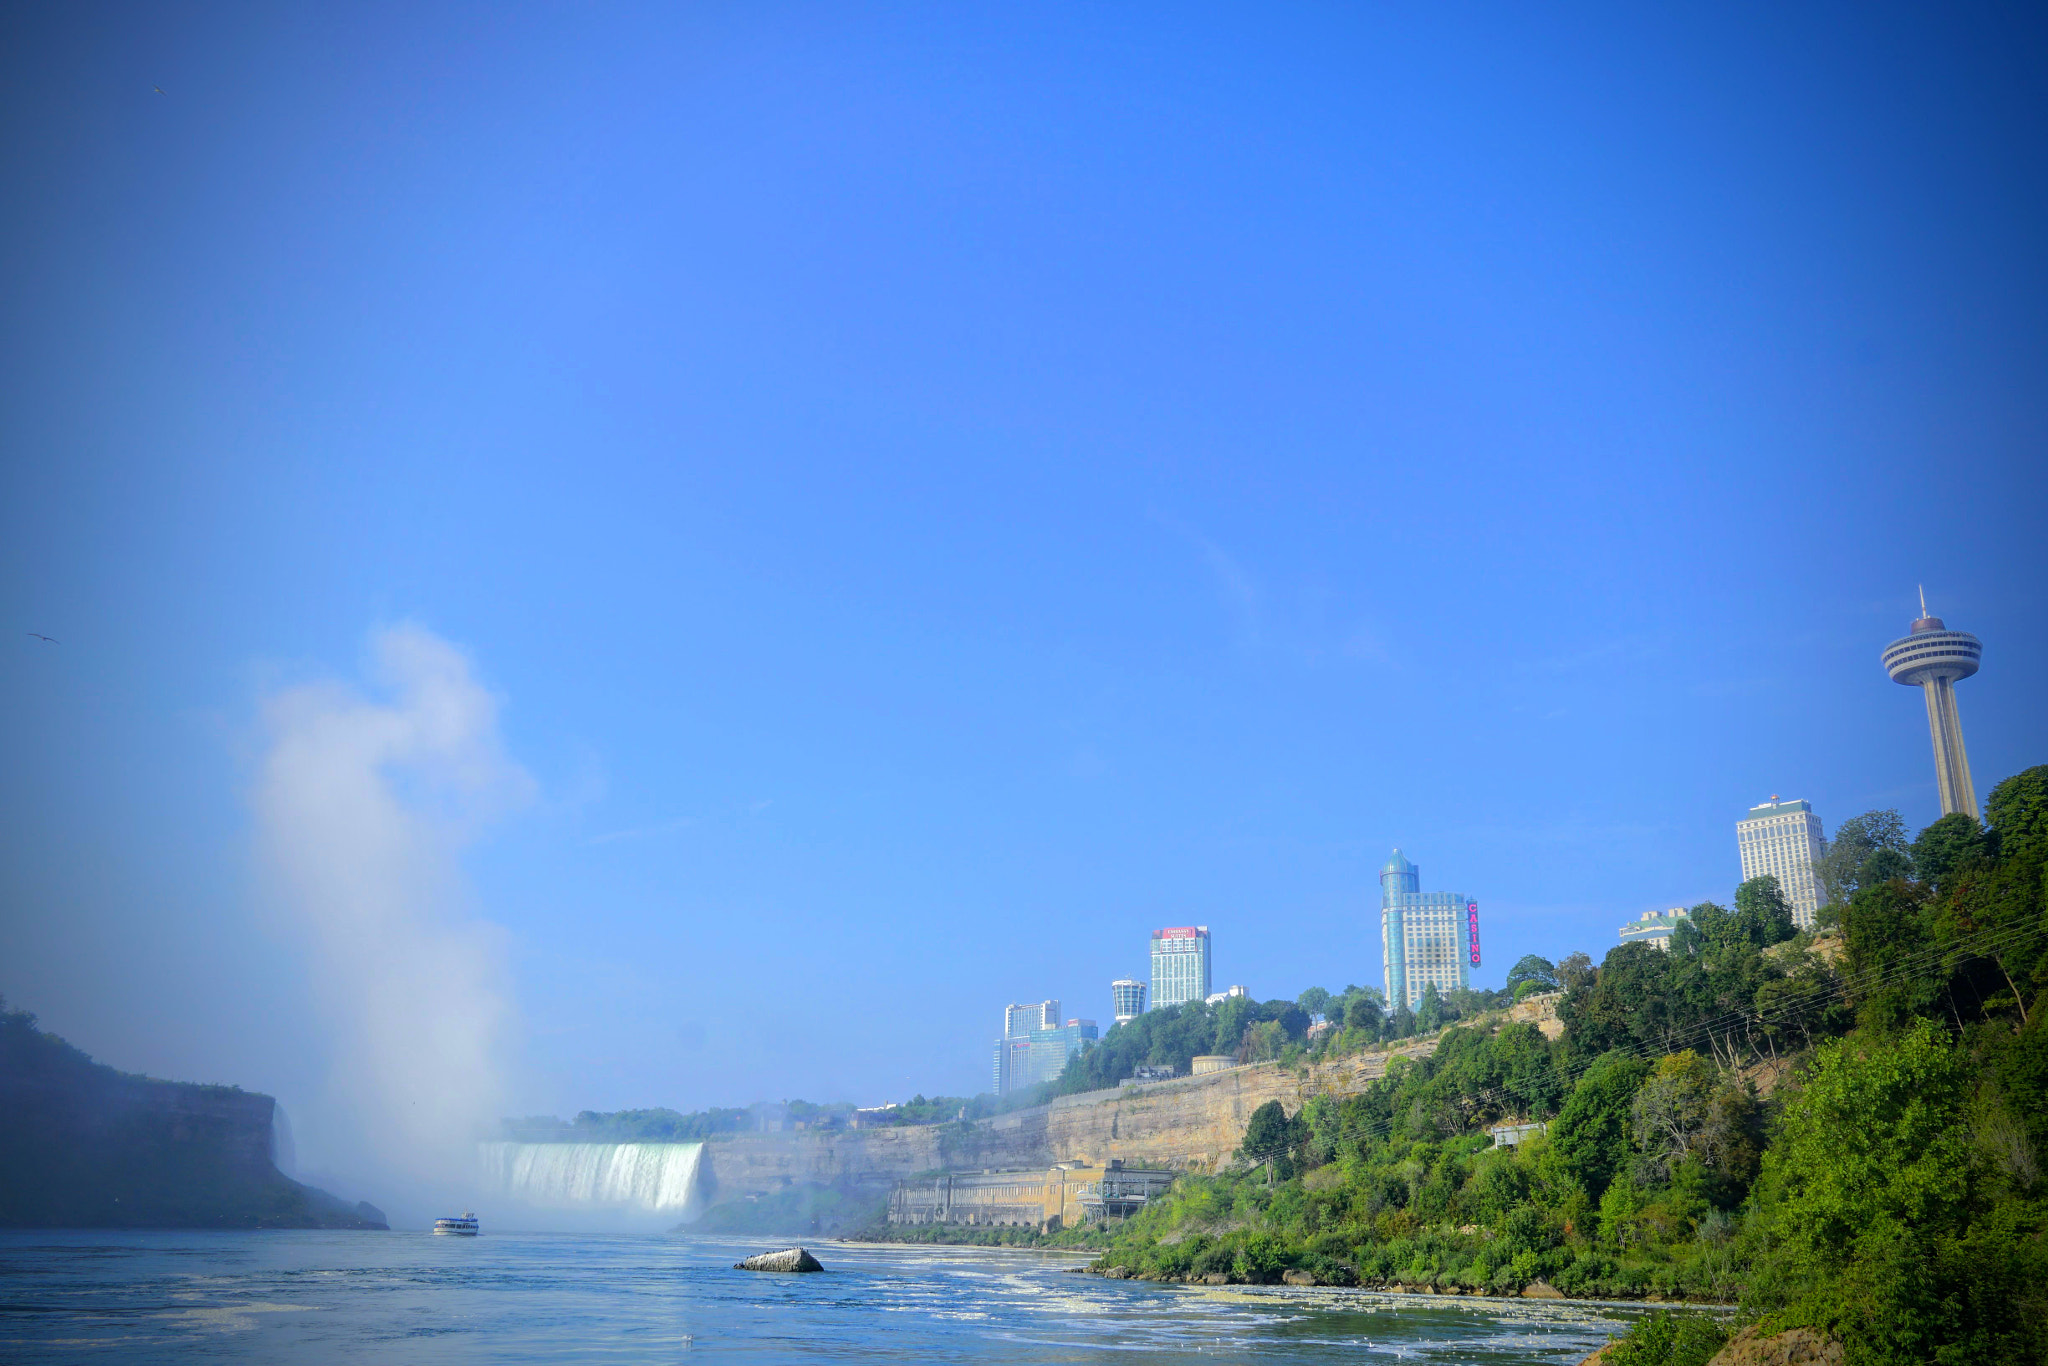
[1919,584,1929,620]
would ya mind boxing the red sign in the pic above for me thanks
[1155,927,1204,939]
[1467,902,1481,966]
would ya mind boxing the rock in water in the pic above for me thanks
[734,1247,824,1273]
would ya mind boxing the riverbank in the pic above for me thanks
[1078,1258,1735,1308]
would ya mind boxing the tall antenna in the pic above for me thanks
[1919,584,1929,619]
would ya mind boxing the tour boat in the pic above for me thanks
[432,1212,480,1236]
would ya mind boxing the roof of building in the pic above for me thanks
[1743,799,1812,818]
[1381,848,1415,875]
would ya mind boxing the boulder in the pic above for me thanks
[1521,1279,1566,1299]
[1281,1269,1317,1286]
[1098,1266,1131,1279]
[1705,1326,1843,1365]
[1203,1271,1231,1285]
[734,1247,824,1273]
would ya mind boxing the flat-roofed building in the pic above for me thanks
[1737,798,1825,928]
[1150,927,1212,1009]
[1111,978,1147,1024]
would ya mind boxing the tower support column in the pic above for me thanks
[1921,677,1977,818]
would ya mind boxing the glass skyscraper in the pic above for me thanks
[1379,849,1475,1010]
[992,1000,1062,1095]
[1111,978,1147,1023]
[1149,926,1211,1009]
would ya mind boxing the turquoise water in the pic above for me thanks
[0,1230,1641,1363]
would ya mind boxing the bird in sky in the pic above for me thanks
[153,85,166,95]
[28,633,58,644]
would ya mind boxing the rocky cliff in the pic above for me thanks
[0,1006,385,1229]
[693,1038,1440,1210]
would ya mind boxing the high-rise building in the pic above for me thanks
[1111,979,1147,1024]
[1882,590,1983,819]
[992,1000,1062,1096]
[1378,849,1476,1010]
[1150,927,1211,1009]
[1737,797,1825,928]
[1619,907,1691,952]
[1004,1001,1060,1039]
[993,1017,1099,1095]
[1022,1019,1099,1089]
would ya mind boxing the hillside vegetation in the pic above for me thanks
[1083,766,2048,1366]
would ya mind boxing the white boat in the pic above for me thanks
[432,1212,480,1236]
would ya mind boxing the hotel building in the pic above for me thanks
[1378,849,1477,1010]
[1736,798,1825,928]
[1150,927,1212,1009]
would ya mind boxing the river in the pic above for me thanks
[0,1229,1645,1362]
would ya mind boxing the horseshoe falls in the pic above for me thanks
[478,1142,705,1223]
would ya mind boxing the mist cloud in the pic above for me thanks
[252,625,532,1201]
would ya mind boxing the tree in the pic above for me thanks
[1985,764,2048,869]
[1747,1022,2038,1363]
[1296,986,1331,1021]
[1734,875,1797,946]
[1256,999,1311,1041]
[1910,812,1988,894]
[1212,995,1256,1054]
[1238,1099,1302,1181]
[1344,992,1384,1035]
[1556,951,1597,994]
[1416,982,1445,1033]
[1549,1052,1652,1200]
[1506,954,1560,996]
[1816,809,1911,907]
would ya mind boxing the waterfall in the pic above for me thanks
[477,1142,705,1212]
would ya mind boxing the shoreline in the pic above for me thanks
[831,1237,1734,1312]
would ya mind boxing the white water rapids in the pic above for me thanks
[477,1142,705,1213]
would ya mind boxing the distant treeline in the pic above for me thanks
[501,1091,1024,1142]
[1054,981,1515,1097]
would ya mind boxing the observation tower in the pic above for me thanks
[1881,588,1982,819]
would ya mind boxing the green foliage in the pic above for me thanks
[1075,767,2048,1366]
[1507,954,1560,994]
[1552,1053,1652,1198]
[1344,992,1384,1034]
[1911,813,1989,894]
[1746,1022,2048,1365]
[1734,876,1797,947]
[1817,809,1911,909]
[1416,982,1445,1033]
[1986,765,2048,869]
[1599,1311,1729,1366]
[1297,986,1332,1020]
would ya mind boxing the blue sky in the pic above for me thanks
[3,2,2044,1166]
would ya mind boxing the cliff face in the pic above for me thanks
[693,1038,1440,1209]
[0,1008,385,1230]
